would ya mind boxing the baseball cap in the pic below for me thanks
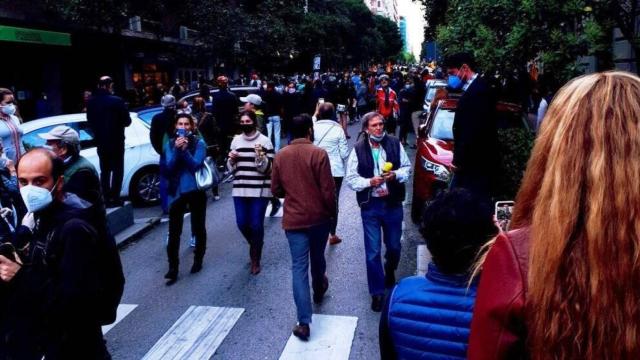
[38,125,80,145]
[240,94,263,106]
[378,74,390,81]
[161,94,176,108]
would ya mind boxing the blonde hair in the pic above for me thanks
[512,71,640,359]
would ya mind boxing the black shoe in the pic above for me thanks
[292,323,310,341]
[371,295,384,312]
[269,200,281,217]
[190,261,202,274]
[165,269,178,286]
[313,276,329,304]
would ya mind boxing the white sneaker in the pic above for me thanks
[189,236,196,248]
[214,195,221,201]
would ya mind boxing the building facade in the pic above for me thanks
[365,0,399,23]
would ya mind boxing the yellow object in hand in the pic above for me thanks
[382,162,393,172]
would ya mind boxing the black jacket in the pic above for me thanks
[0,195,108,359]
[452,76,498,174]
[86,88,132,150]
[150,108,177,155]
[211,89,238,134]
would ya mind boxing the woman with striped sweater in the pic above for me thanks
[227,110,275,275]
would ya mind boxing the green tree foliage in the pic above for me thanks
[429,0,611,81]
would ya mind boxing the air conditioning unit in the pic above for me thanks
[129,16,141,32]
[179,26,188,40]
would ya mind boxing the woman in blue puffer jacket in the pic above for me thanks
[379,189,498,359]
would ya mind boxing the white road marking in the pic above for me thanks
[102,304,138,335]
[279,314,358,360]
[417,244,429,276]
[141,306,244,360]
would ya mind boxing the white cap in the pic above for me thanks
[240,94,263,106]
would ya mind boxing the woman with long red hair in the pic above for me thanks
[468,71,640,359]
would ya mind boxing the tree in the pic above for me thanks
[588,0,640,72]
[435,0,610,81]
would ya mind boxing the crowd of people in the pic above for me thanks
[0,52,638,359]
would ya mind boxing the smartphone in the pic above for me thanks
[318,98,325,104]
[176,128,187,137]
[337,104,346,112]
[495,201,515,232]
[0,242,16,262]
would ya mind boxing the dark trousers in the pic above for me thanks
[330,177,343,235]
[167,191,207,268]
[384,116,397,136]
[97,147,124,202]
[233,197,269,247]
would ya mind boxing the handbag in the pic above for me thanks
[195,156,219,190]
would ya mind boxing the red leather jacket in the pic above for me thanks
[468,228,530,360]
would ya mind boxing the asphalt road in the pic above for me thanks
[105,123,425,360]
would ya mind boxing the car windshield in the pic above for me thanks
[425,85,443,103]
[429,109,455,140]
[137,109,162,126]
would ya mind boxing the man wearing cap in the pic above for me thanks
[86,76,132,208]
[211,76,238,154]
[240,94,265,135]
[39,126,103,211]
[375,74,399,135]
[150,94,177,155]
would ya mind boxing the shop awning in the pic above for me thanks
[0,25,71,46]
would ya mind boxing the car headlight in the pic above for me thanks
[421,156,450,181]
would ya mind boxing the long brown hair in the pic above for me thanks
[512,71,640,359]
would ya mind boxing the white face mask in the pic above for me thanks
[20,182,57,213]
[1,104,16,116]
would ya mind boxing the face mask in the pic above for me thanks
[448,73,463,90]
[20,181,57,213]
[239,124,255,134]
[288,88,296,94]
[369,132,386,143]
[1,104,16,116]
[404,84,412,89]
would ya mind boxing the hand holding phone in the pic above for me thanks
[495,201,514,232]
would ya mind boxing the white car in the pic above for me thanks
[21,113,160,206]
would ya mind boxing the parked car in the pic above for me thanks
[422,79,448,114]
[135,86,260,127]
[21,113,161,206]
[411,98,530,222]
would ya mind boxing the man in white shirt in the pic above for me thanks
[345,112,412,312]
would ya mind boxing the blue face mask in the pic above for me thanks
[448,74,463,90]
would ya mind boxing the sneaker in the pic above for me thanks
[214,195,221,201]
[189,236,196,248]
[292,323,310,341]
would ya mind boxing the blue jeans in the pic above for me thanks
[233,197,269,247]
[361,198,403,295]
[267,115,281,152]
[285,222,330,324]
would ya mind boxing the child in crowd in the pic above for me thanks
[379,188,499,359]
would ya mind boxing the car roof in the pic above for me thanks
[22,112,141,132]
[178,86,259,102]
[435,99,523,113]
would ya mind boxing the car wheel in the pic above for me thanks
[130,166,160,206]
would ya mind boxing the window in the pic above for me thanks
[22,121,96,151]
[429,109,455,141]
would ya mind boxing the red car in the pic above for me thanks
[411,99,529,222]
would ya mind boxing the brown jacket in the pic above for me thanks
[271,138,336,230]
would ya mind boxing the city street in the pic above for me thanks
[104,124,424,360]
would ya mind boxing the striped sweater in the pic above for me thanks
[227,132,274,198]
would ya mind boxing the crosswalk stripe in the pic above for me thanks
[102,304,138,335]
[141,306,244,360]
[279,314,358,360]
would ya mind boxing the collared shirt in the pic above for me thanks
[345,139,412,196]
[463,73,479,92]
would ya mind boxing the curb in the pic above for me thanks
[115,217,161,249]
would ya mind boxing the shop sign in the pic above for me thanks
[0,25,71,46]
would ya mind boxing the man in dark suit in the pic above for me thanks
[444,53,497,201]
[87,76,132,207]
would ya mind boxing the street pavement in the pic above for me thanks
[105,122,425,360]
